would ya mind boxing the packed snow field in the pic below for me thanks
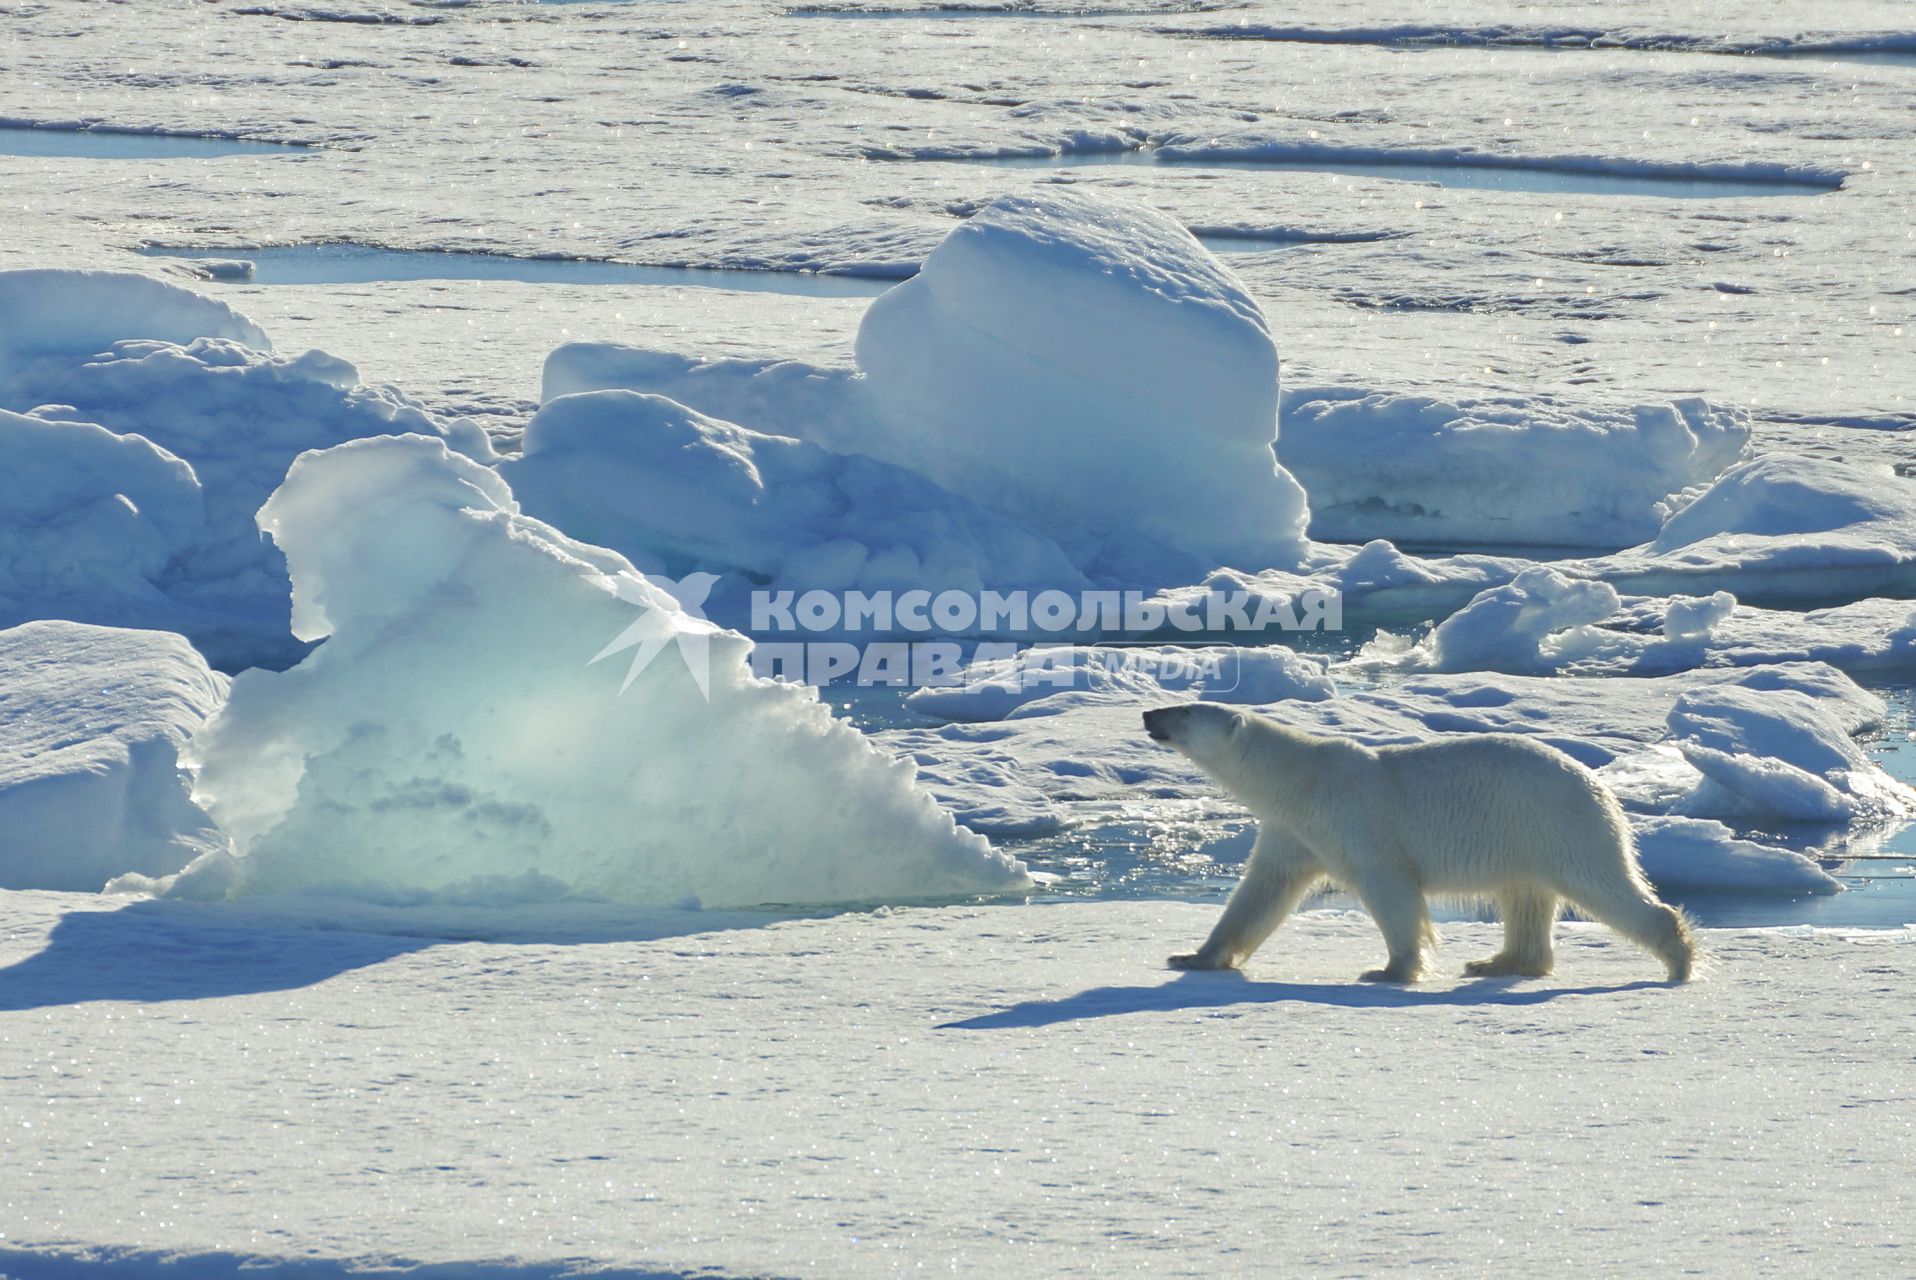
[2,0,1915,1273]
[6,898,1916,1278]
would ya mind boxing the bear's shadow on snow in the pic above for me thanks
[0,897,770,1012]
[939,971,1672,1029]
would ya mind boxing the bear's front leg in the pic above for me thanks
[1168,834,1323,972]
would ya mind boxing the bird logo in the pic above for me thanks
[592,571,722,699]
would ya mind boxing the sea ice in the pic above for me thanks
[902,642,1337,723]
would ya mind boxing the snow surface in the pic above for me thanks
[0,622,227,894]
[4,892,1916,1277]
[170,434,1028,908]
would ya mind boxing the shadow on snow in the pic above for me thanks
[939,969,1673,1028]
[0,1245,762,1280]
[0,896,778,1012]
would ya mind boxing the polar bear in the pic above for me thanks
[1143,703,1694,983]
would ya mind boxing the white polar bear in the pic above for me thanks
[1143,703,1694,983]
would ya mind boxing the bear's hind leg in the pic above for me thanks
[1562,873,1695,983]
[1464,890,1558,978]
[1351,874,1433,984]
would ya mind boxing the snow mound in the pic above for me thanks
[1375,566,1622,673]
[545,191,1312,584]
[902,643,1336,723]
[175,435,1028,908]
[0,408,204,629]
[1668,683,1916,824]
[856,190,1308,578]
[0,270,494,669]
[0,621,228,892]
[0,269,269,381]
[1281,392,1749,549]
[1586,455,1916,606]
[1662,591,1737,641]
[503,390,1085,611]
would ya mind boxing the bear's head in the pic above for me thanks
[1143,702,1244,768]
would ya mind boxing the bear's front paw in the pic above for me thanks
[1169,952,1230,971]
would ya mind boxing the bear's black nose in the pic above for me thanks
[1143,706,1181,742]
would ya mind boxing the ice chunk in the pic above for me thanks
[0,621,228,891]
[0,409,204,628]
[902,643,1336,723]
[1653,455,1907,551]
[181,435,1029,908]
[1364,585,1915,682]
[1373,566,1622,673]
[1586,456,1916,607]
[1281,392,1749,549]
[1632,817,1839,896]
[0,270,495,668]
[856,190,1307,577]
[1661,591,1737,641]
[1667,683,1915,824]
[502,390,1085,609]
[546,191,1312,583]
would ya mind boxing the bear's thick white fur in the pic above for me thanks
[1143,703,1695,983]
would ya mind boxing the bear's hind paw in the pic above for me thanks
[1359,964,1420,984]
[1463,956,1552,978]
[1169,952,1231,971]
